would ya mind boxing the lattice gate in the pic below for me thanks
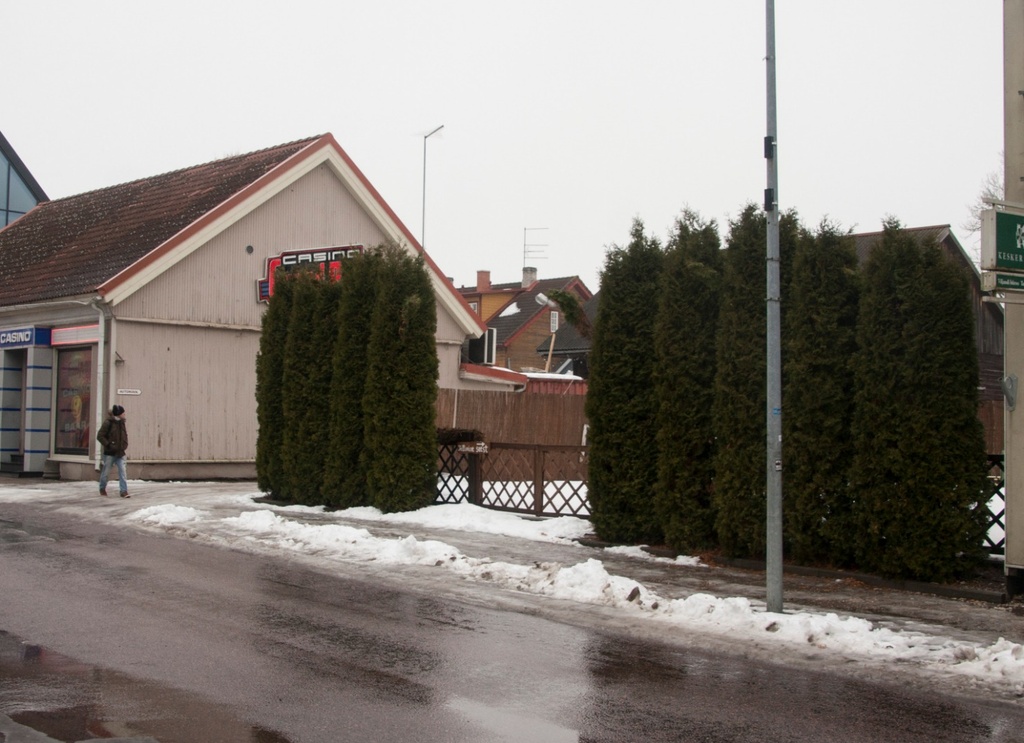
[436,442,589,517]
[436,443,471,504]
[987,454,1005,557]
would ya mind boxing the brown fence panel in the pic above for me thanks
[480,445,536,513]
[541,446,589,517]
[469,443,589,518]
[436,389,588,446]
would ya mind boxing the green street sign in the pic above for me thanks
[982,208,1024,272]
[982,271,1024,292]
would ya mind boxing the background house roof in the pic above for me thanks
[0,136,319,307]
[851,224,979,276]
[487,276,589,346]
[537,292,599,355]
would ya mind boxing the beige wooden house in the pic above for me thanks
[0,134,517,480]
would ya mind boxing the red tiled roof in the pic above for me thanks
[0,136,321,307]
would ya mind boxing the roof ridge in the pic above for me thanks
[852,224,951,239]
[44,134,324,203]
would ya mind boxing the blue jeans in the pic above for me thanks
[99,454,128,494]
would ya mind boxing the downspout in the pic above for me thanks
[91,297,112,471]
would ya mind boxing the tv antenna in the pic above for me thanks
[523,227,548,267]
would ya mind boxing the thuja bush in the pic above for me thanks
[255,270,295,498]
[279,269,342,504]
[586,219,665,544]
[782,222,860,565]
[712,205,799,558]
[322,251,382,508]
[850,220,989,581]
[653,210,722,553]
[362,247,440,513]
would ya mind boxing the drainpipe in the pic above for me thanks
[90,297,112,471]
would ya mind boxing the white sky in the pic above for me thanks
[3,2,1003,292]
[0,480,1022,700]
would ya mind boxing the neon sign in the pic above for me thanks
[257,245,364,302]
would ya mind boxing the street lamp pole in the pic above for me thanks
[422,124,444,248]
[764,0,784,614]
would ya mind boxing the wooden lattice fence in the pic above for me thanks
[436,442,588,517]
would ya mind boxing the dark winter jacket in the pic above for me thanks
[97,416,128,458]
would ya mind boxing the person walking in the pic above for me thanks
[97,404,129,498]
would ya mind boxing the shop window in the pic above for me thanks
[54,348,92,455]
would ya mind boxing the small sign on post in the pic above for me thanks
[983,272,1024,292]
[456,441,488,455]
[982,208,1024,272]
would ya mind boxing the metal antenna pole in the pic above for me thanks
[765,0,784,614]
[523,227,549,267]
[422,124,444,248]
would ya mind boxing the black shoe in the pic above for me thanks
[99,489,107,496]
[120,492,130,498]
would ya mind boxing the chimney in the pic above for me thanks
[476,270,491,292]
[522,266,537,287]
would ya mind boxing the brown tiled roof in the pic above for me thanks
[0,135,321,307]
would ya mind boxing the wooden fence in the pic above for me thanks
[436,389,587,447]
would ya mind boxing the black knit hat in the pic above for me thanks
[112,405,125,416]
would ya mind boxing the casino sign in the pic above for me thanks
[0,326,51,349]
[257,245,364,302]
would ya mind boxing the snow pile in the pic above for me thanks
[126,504,207,525]
[603,544,705,567]
[342,502,592,543]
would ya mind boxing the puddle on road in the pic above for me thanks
[0,630,291,743]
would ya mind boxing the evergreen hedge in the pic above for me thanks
[850,220,989,581]
[362,247,440,513]
[586,219,665,544]
[782,223,860,565]
[322,252,382,508]
[255,271,295,498]
[279,269,341,503]
[653,210,722,552]
[712,205,799,558]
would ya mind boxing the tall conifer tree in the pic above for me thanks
[586,219,664,543]
[782,222,859,564]
[322,251,382,507]
[280,270,340,503]
[653,210,722,552]
[712,205,799,557]
[256,271,295,497]
[851,220,989,581]
[362,247,439,513]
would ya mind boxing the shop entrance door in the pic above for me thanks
[0,348,27,474]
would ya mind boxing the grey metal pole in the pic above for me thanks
[765,0,784,613]
[1002,1,1024,578]
[422,124,444,248]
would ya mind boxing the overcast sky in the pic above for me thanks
[4,2,1003,292]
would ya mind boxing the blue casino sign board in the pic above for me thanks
[0,326,51,349]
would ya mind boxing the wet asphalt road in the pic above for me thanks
[1,500,1024,742]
